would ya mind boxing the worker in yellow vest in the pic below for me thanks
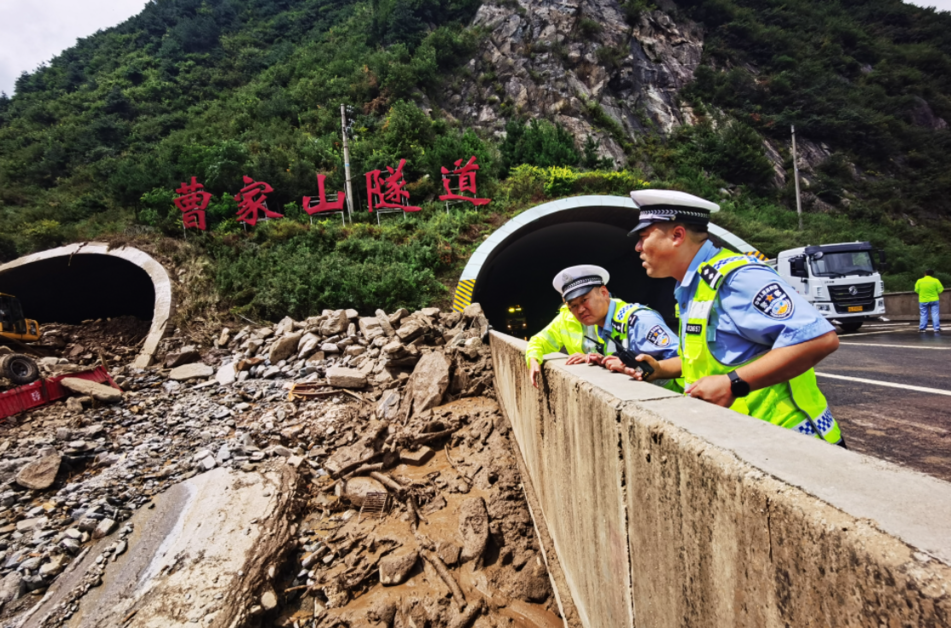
[526,264,679,389]
[623,189,845,447]
[915,269,943,333]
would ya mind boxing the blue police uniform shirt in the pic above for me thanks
[597,299,680,360]
[675,241,835,366]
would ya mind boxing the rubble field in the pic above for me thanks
[0,304,564,628]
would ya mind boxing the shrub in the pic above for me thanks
[500,119,580,175]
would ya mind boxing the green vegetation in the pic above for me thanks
[1,0,951,316]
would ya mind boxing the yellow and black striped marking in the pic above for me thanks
[746,250,769,262]
[452,279,476,313]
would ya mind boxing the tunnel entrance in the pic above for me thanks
[454,195,762,338]
[472,204,675,337]
[475,220,676,336]
[0,254,155,325]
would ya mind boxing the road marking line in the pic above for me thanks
[840,328,920,337]
[816,372,951,396]
[839,342,951,350]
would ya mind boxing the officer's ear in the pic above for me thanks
[670,224,688,247]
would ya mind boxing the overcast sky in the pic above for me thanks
[2,0,951,96]
[0,0,148,96]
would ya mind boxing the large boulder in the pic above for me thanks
[165,345,199,368]
[359,317,386,341]
[405,352,451,416]
[269,331,304,364]
[0,572,24,607]
[16,450,62,490]
[274,316,296,337]
[326,366,367,389]
[169,363,214,381]
[60,378,122,403]
[321,310,349,336]
[375,309,396,337]
[215,363,236,386]
[297,333,320,359]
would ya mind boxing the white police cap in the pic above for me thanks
[628,189,720,236]
[553,265,610,301]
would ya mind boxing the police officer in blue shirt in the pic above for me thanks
[527,265,680,388]
[614,190,845,446]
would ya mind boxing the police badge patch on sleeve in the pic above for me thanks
[753,282,795,320]
[646,324,671,347]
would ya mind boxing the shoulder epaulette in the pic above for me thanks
[699,264,724,290]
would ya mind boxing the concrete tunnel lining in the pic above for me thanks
[0,242,172,369]
[451,195,763,336]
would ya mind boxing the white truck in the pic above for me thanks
[771,242,887,333]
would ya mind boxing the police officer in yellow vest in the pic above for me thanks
[624,190,846,447]
[526,265,680,389]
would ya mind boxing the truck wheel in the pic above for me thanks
[839,321,863,333]
[1,354,40,385]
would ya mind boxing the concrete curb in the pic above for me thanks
[491,331,951,627]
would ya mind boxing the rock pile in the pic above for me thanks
[0,303,562,628]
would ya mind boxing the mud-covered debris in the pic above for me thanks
[341,476,387,507]
[400,446,434,465]
[379,549,418,585]
[458,497,489,567]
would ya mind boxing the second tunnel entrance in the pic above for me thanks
[454,195,761,337]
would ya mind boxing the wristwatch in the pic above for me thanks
[728,371,751,397]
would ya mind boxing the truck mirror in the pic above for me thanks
[790,256,808,278]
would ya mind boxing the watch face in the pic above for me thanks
[730,372,751,397]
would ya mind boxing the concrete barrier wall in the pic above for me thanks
[885,290,950,319]
[491,331,951,628]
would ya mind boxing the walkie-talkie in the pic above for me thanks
[615,349,654,378]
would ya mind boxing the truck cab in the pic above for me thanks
[774,242,886,333]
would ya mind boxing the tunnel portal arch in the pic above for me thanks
[0,242,172,369]
[451,195,763,336]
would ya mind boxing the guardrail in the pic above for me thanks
[884,290,949,319]
[490,331,951,627]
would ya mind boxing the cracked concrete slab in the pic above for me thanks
[20,463,300,628]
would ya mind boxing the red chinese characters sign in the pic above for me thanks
[234,176,283,226]
[303,174,346,215]
[439,156,490,206]
[174,157,494,230]
[174,177,211,230]
[366,159,420,213]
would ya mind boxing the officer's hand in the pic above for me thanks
[625,354,661,382]
[529,358,542,388]
[603,356,624,372]
[565,353,602,366]
[685,375,735,408]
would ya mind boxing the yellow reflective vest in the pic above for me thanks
[681,250,843,445]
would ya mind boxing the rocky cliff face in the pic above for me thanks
[442,0,704,165]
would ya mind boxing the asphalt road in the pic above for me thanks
[819,321,951,482]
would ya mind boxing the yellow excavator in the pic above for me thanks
[0,293,42,384]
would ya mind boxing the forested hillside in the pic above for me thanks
[1,0,950,316]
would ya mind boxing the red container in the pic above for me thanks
[0,366,120,422]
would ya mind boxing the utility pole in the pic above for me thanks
[340,104,355,222]
[791,124,803,231]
